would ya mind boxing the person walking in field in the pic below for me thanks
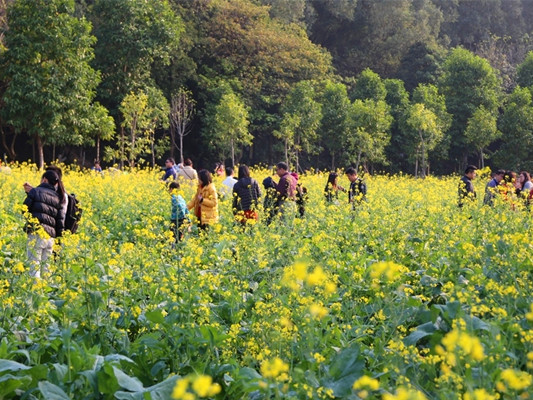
[219,166,237,200]
[168,182,189,241]
[324,172,345,204]
[188,169,219,229]
[161,158,178,181]
[177,158,198,183]
[262,176,278,225]
[274,162,296,217]
[346,167,367,207]
[232,164,261,225]
[22,170,65,278]
[291,172,308,218]
[458,165,477,207]
[484,169,505,206]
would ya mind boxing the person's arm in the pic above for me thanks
[201,186,218,208]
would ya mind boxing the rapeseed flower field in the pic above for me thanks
[0,164,532,399]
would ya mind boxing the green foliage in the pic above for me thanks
[346,99,392,168]
[276,81,322,170]
[495,86,533,171]
[0,0,111,167]
[516,51,533,89]
[351,68,387,102]
[212,91,251,165]
[464,105,500,168]
[439,47,501,166]
[91,0,182,112]
[108,87,169,167]
[318,80,351,169]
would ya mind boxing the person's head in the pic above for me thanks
[42,170,59,185]
[327,172,339,188]
[46,165,63,179]
[168,181,180,192]
[94,160,101,167]
[165,158,175,168]
[346,167,357,182]
[238,165,250,180]
[276,162,288,177]
[519,171,531,186]
[184,158,193,167]
[503,170,516,185]
[263,176,275,190]
[198,169,212,187]
[464,165,477,180]
[493,169,505,183]
[225,166,234,177]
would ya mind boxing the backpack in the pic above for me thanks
[64,193,82,233]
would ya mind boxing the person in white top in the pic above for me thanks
[220,166,237,200]
[177,158,198,183]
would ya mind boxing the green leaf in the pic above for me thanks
[145,310,165,325]
[38,381,70,400]
[0,374,32,397]
[403,321,437,345]
[113,366,144,392]
[0,359,31,373]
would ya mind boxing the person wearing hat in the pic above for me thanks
[22,170,66,277]
[458,165,477,207]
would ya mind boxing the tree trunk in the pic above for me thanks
[52,143,56,162]
[36,134,44,169]
[0,125,17,160]
[415,156,418,177]
[169,125,176,160]
[284,139,289,167]
[231,139,235,167]
[480,149,485,169]
[355,151,362,171]
[179,132,184,165]
[151,133,155,168]
[96,135,100,162]
[331,152,335,170]
[120,126,125,169]
[420,141,426,179]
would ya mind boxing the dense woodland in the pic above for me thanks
[3,0,533,174]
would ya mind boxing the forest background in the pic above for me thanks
[2,0,533,175]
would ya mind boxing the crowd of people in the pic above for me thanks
[18,156,369,276]
[459,165,533,208]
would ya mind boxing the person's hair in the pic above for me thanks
[520,171,531,188]
[345,167,357,176]
[503,170,516,184]
[46,165,62,179]
[43,170,66,204]
[495,169,506,176]
[238,165,250,180]
[198,169,212,187]
[276,162,288,171]
[325,172,338,191]
[225,166,234,177]
[169,181,180,190]
[263,176,276,189]
[94,160,100,165]
[184,158,193,166]
[166,158,175,164]
[464,165,477,175]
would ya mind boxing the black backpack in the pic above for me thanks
[64,193,82,233]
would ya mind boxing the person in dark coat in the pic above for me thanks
[262,176,278,225]
[233,165,261,225]
[346,167,367,208]
[23,170,66,278]
[458,165,477,207]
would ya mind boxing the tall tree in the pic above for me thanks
[346,99,392,170]
[495,86,533,171]
[405,103,442,177]
[516,51,533,89]
[439,47,501,170]
[169,88,196,165]
[351,68,387,102]
[91,0,182,114]
[0,0,111,168]
[463,105,500,168]
[276,81,322,171]
[212,91,251,166]
[318,80,350,169]
[383,79,411,172]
